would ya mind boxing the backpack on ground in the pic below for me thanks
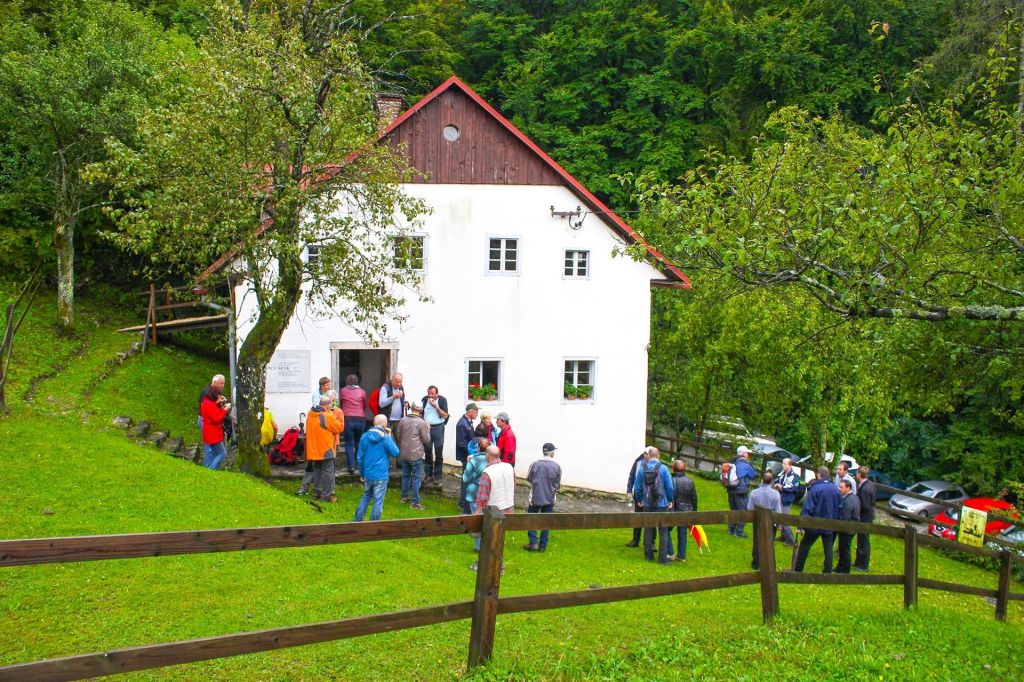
[269,427,302,465]
[642,465,666,508]
[368,387,381,416]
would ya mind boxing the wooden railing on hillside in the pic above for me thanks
[0,508,1021,682]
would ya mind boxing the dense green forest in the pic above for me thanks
[2,0,1023,493]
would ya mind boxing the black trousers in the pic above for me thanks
[835,532,854,573]
[425,423,445,479]
[794,531,833,573]
[855,517,873,569]
[631,503,642,544]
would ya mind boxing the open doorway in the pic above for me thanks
[331,344,397,399]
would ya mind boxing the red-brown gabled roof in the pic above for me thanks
[380,76,689,287]
[203,76,689,288]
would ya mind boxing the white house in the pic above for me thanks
[232,77,689,493]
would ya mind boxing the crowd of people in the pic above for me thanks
[198,373,880,575]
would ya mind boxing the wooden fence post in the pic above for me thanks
[756,507,779,622]
[995,549,1012,622]
[468,506,505,668]
[903,525,918,610]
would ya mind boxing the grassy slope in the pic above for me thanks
[1,291,1022,680]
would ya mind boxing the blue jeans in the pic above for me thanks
[343,419,366,472]
[675,525,689,560]
[354,479,388,521]
[203,442,226,470]
[527,504,554,549]
[400,459,423,504]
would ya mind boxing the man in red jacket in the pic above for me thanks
[495,412,516,467]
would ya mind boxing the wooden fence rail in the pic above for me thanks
[0,508,1021,682]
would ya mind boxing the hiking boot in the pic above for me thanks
[400,497,410,504]
[523,543,539,552]
[323,494,337,503]
[735,532,749,539]
[295,486,308,496]
[625,541,639,548]
[410,503,427,510]
[470,561,478,572]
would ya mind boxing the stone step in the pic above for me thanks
[161,436,184,454]
[112,416,134,430]
[183,444,201,463]
[147,431,169,447]
[129,421,151,438]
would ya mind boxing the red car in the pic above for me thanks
[928,498,1018,541]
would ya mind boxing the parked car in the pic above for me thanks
[888,481,968,520]
[756,444,809,478]
[929,498,1018,541]
[865,469,908,502]
[702,416,776,449]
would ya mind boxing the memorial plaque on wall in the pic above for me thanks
[266,350,311,392]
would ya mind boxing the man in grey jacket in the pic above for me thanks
[524,443,562,552]
[397,403,431,510]
[748,472,782,570]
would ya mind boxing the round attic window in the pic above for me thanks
[442,124,460,141]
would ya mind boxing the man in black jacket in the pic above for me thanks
[671,460,698,561]
[834,479,861,573]
[854,466,877,571]
[625,451,645,547]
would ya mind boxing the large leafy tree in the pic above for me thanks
[0,0,180,332]
[97,0,426,476]
[632,26,1024,323]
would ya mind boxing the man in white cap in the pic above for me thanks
[725,445,757,538]
[524,443,561,552]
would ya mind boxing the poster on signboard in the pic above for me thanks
[266,349,311,393]
[957,506,987,548]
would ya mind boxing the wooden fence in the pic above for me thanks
[0,508,1021,682]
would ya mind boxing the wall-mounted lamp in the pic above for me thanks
[550,205,586,230]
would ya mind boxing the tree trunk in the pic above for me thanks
[54,211,76,335]
[233,246,304,477]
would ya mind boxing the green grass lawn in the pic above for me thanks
[1,290,1022,680]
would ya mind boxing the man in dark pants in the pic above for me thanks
[455,403,478,512]
[625,451,645,547]
[794,466,841,573]
[725,446,757,538]
[854,466,877,571]
[420,385,449,485]
[632,447,674,564]
[748,472,782,570]
[523,443,562,551]
[834,478,860,573]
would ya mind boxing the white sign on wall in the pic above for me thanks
[266,350,311,393]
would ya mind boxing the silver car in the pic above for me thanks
[888,480,968,519]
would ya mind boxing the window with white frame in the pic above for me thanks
[564,359,595,400]
[306,244,322,278]
[564,249,590,278]
[467,359,501,402]
[393,235,426,271]
[488,237,519,273]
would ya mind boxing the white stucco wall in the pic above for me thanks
[236,183,665,493]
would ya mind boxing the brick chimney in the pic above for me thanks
[375,94,404,133]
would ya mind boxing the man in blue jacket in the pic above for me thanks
[725,446,758,538]
[354,415,400,522]
[794,466,842,573]
[633,447,675,564]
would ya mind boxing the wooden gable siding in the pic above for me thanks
[385,88,563,185]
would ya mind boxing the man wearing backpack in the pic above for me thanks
[632,447,675,564]
[724,446,758,538]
